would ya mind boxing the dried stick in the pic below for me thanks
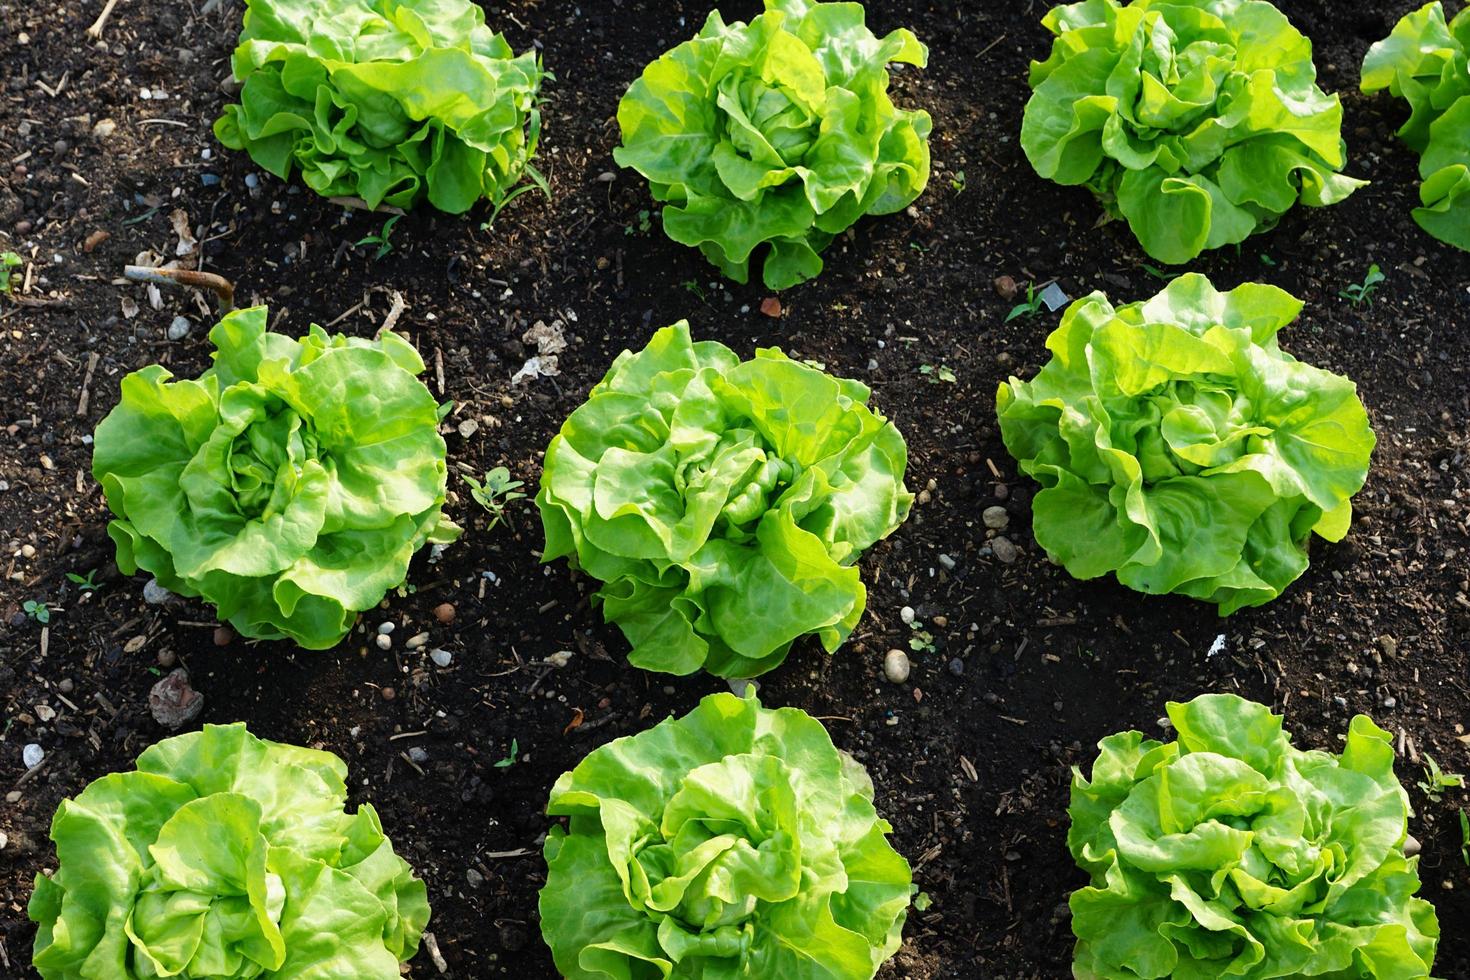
[86,0,123,40]
[124,265,235,312]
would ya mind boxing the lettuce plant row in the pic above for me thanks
[1022,0,1364,264]
[216,0,546,214]
[92,307,459,649]
[1070,695,1439,977]
[537,321,912,678]
[29,724,427,979]
[1362,2,1470,250]
[997,274,1375,614]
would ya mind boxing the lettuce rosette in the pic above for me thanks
[996,274,1374,614]
[537,322,911,678]
[539,693,912,979]
[1362,2,1470,250]
[1069,694,1440,978]
[614,0,932,290]
[1022,0,1364,264]
[92,307,458,649]
[215,0,545,213]
[29,723,428,979]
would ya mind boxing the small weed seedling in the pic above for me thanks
[1417,754,1464,803]
[1460,810,1469,866]
[1339,264,1385,307]
[495,738,519,768]
[0,252,21,294]
[680,279,707,302]
[908,620,936,654]
[464,466,526,532]
[949,170,966,194]
[355,214,402,261]
[23,600,49,624]
[1005,282,1045,322]
[626,209,652,236]
[66,570,102,592]
[918,364,956,384]
[1140,263,1172,281]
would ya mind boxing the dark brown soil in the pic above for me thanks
[1,1,1468,977]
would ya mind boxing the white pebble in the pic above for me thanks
[22,744,44,769]
[408,747,429,764]
[900,606,915,625]
[142,578,172,605]
[429,649,453,668]
[375,634,392,651]
[167,316,191,341]
[884,649,911,684]
[377,621,395,635]
[405,632,430,650]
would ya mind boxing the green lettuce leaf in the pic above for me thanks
[613,0,932,289]
[537,321,911,678]
[1069,694,1440,978]
[214,0,545,213]
[29,723,428,979]
[996,274,1375,614]
[1021,0,1364,264]
[92,306,459,649]
[1361,1,1470,250]
[539,692,911,979]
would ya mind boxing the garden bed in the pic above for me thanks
[1,0,1468,975]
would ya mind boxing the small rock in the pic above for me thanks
[142,578,172,604]
[937,553,956,571]
[1377,634,1398,659]
[760,296,782,318]
[22,744,44,769]
[466,867,484,888]
[429,648,453,668]
[407,747,429,764]
[375,633,392,651]
[34,703,54,722]
[0,830,7,850]
[1405,834,1421,856]
[213,626,233,647]
[884,649,911,684]
[157,649,178,669]
[149,669,204,729]
[900,605,916,625]
[92,118,117,138]
[948,658,965,677]
[167,316,191,341]
[433,602,456,625]
[244,173,260,189]
[57,678,74,694]
[405,631,430,650]
[20,544,35,558]
[982,506,1010,530]
[381,686,396,701]
[457,418,480,439]
[991,536,1019,563]
[994,275,1020,301]
[546,650,574,668]
[377,621,395,635]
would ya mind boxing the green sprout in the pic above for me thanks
[66,570,101,592]
[0,252,21,295]
[680,279,707,302]
[355,214,402,261]
[463,466,526,532]
[1339,263,1385,307]
[907,619,936,654]
[918,364,956,384]
[1005,282,1045,322]
[1140,263,1171,281]
[23,600,50,624]
[494,738,519,769]
[626,209,652,236]
[1417,754,1464,803]
[949,170,966,194]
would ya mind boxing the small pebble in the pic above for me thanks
[433,602,456,625]
[22,744,44,769]
[200,173,220,187]
[142,578,172,605]
[167,316,191,341]
[884,649,911,684]
[149,668,204,729]
[157,649,177,669]
[213,626,233,647]
[982,506,1009,530]
[429,649,453,668]
[948,658,965,677]
[407,747,429,764]
[900,606,915,626]
[20,544,35,558]
[546,650,574,668]
[57,678,74,694]
[991,536,1019,563]
[375,634,392,651]
[380,686,396,701]
[244,173,260,189]
[937,553,956,571]
[377,621,395,635]
[466,868,484,888]
[405,632,430,650]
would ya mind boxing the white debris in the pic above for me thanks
[511,355,560,385]
[142,578,172,605]
[1207,633,1227,659]
[22,744,44,769]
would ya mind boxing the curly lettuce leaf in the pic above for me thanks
[537,321,911,678]
[540,692,911,979]
[29,723,427,979]
[996,274,1374,614]
[614,0,931,289]
[214,0,545,213]
[92,307,458,649]
[1022,0,1364,264]
[1362,2,1470,250]
[1069,695,1440,978]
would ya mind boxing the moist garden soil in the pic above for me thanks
[1,0,1468,976]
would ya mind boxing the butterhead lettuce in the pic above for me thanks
[1362,2,1470,250]
[540,692,911,979]
[215,0,545,214]
[92,307,459,649]
[29,723,428,979]
[537,322,912,678]
[614,0,932,290]
[1069,694,1440,978]
[996,274,1374,614]
[1021,0,1364,264]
